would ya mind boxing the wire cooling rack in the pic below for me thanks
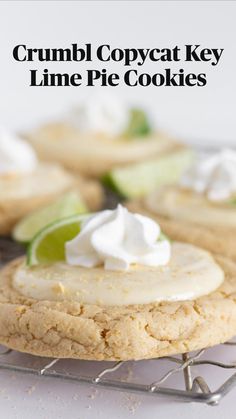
[0,343,236,405]
[0,238,236,405]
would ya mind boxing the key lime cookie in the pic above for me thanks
[26,95,192,191]
[0,205,235,361]
[0,128,103,235]
[128,149,236,261]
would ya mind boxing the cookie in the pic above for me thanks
[0,255,235,361]
[127,191,236,262]
[0,164,103,236]
[26,122,183,178]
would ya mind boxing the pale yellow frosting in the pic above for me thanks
[145,186,236,229]
[0,163,74,201]
[13,243,224,306]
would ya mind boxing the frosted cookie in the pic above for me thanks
[0,128,103,235]
[127,149,236,261]
[0,205,235,361]
[26,95,190,181]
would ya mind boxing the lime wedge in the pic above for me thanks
[13,192,87,243]
[27,213,89,266]
[124,108,152,138]
[103,149,194,198]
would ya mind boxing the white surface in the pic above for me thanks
[0,344,236,419]
[0,1,236,418]
[0,1,236,148]
[0,373,234,419]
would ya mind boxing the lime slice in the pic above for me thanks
[103,149,194,198]
[27,213,89,266]
[124,108,152,138]
[13,192,87,243]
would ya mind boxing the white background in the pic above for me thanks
[0,2,236,418]
[0,1,236,148]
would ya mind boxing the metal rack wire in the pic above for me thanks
[0,342,235,405]
[0,239,236,405]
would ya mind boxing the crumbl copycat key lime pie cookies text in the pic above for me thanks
[128,149,236,261]
[0,205,235,361]
[26,95,193,193]
[0,127,102,235]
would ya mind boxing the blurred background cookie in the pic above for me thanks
[26,94,193,198]
[0,127,103,236]
[128,149,236,261]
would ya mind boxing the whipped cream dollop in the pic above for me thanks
[181,149,236,201]
[65,205,171,271]
[0,127,38,175]
[68,94,129,136]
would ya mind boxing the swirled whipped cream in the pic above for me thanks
[181,149,236,202]
[0,127,37,175]
[65,205,171,271]
[68,94,129,136]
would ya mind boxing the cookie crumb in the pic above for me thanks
[27,385,36,395]
[88,389,98,399]
[52,282,65,294]
[123,394,141,414]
